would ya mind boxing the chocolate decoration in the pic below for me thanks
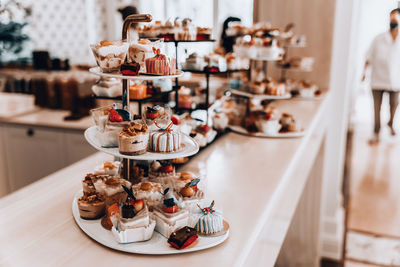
[120,62,140,76]
[121,203,136,218]
[167,226,198,249]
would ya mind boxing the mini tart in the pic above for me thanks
[118,121,149,155]
[93,161,120,176]
[78,192,106,220]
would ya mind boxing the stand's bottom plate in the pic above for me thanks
[72,191,229,255]
[228,125,305,138]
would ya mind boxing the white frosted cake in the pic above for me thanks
[195,201,224,235]
[149,129,181,153]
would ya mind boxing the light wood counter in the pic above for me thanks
[0,96,328,267]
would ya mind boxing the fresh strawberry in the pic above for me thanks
[171,115,180,125]
[106,203,120,226]
[160,164,174,173]
[146,107,159,120]
[265,113,271,120]
[201,124,210,133]
[193,185,198,192]
[109,109,123,122]
[163,204,178,213]
[132,199,144,212]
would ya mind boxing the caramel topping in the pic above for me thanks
[103,161,116,170]
[104,177,121,186]
[140,182,152,191]
[138,39,151,45]
[119,122,148,137]
[79,192,105,203]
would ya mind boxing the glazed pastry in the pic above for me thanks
[177,178,204,208]
[145,48,176,75]
[195,201,224,235]
[118,121,149,155]
[168,226,198,249]
[94,161,120,176]
[131,181,163,209]
[77,192,106,220]
[149,128,181,153]
[90,40,129,73]
[93,176,131,207]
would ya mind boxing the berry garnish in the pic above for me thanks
[132,199,144,212]
[146,107,159,119]
[163,198,178,213]
[109,109,123,122]
[160,164,174,173]
[171,115,180,125]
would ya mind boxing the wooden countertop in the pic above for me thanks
[0,93,39,121]
[0,96,328,267]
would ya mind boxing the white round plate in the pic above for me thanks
[229,125,305,138]
[230,89,292,100]
[89,67,184,80]
[84,126,199,160]
[72,191,229,255]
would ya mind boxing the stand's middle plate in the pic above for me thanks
[84,126,199,160]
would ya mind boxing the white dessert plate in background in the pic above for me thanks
[84,126,199,160]
[72,191,229,255]
[89,67,184,80]
[228,125,305,138]
[229,89,292,100]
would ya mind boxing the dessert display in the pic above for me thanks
[77,192,106,220]
[195,201,224,235]
[138,19,212,41]
[145,48,176,75]
[118,121,149,155]
[131,181,163,209]
[234,37,284,59]
[91,77,122,97]
[90,40,129,73]
[168,226,198,249]
[153,191,190,237]
[277,56,314,71]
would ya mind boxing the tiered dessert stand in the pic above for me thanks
[75,14,229,254]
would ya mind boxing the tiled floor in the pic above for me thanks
[346,91,400,266]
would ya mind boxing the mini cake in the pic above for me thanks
[212,112,229,131]
[91,78,122,98]
[131,181,163,209]
[129,82,147,99]
[299,81,318,98]
[118,121,149,155]
[196,27,212,40]
[90,40,129,73]
[172,172,198,191]
[93,176,131,207]
[192,124,216,146]
[256,111,281,135]
[267,81,286,96]
[77,192,106,220]
[110,185,155,243]
[195,201,224,235]
[128,39,160,72]
[153,195,190,238]
[145,48,176,75]
[168,226,198,249]
[94,161,120,176]
[149,128,181,153]
[249,82,266,95]
[177,178,204,208]
[148,161,176,185]
[183,53,206,71]
[280,113,300,132]
[82,173,102,193]
[144,105,172,131]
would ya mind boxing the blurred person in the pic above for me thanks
[363,8,400,144]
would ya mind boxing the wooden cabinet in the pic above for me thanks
[1,125,96,193]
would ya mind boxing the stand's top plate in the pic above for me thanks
[84,126,199,160]
[89,67,184,80]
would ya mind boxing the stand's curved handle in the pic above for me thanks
[122,14,152,39]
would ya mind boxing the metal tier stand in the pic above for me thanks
[121,14,152,182]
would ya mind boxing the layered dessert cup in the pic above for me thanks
[118,121,149,155]
[77,192,106,220]
[90,40,129,73]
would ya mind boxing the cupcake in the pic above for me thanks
[77,192,106,220]
[118,121,149,155]
[90,40,129,73]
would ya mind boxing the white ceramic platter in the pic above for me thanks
[84,126,199,160]
[72,191,229,255]
[230,89,292,100]
[89,67,184,80]
[229,125,305,138]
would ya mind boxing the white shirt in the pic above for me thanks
[366,32,400,91]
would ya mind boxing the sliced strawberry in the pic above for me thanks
[160,165,174,173]
[163,204,178,213]
[109,109,123,122]
[132,199,144,212]
[146,111,159,120]
[171,115,180,125]
[193,185,198,192]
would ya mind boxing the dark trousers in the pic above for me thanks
[372,89,399,134]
